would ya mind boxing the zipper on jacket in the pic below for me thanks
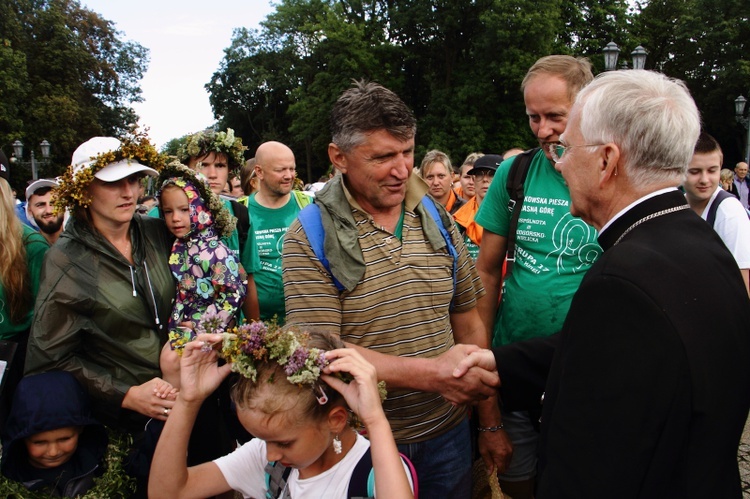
[143,260,162,330]
[129,266,137,297]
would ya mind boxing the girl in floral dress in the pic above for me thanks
[157,162,248,388]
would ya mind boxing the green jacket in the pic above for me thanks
[0,225,48,340]
[25,215,174,432]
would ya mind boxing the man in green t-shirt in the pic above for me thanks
[474,55,602,498]
[244,141,310,321]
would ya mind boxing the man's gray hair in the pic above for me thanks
[330,80,417,152]
[576,70,700,186]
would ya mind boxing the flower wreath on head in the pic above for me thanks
[156,161,236,239]
[53,128,168,213]
[196,314,388,405]
[177,128,247,169]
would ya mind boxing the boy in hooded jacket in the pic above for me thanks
[0,371,120,497]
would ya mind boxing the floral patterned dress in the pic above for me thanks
[160,178,247,350]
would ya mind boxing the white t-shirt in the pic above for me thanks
[213,433,413,498]
[702,187,750,269]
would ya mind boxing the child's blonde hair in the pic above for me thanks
[230,330,346,426]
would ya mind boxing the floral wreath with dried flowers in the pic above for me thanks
[53,129,168,213]
[177,128,246,169]
[194,313,387,405]
[156,161,237,240]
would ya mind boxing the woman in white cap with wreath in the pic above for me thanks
[24,131,175,496]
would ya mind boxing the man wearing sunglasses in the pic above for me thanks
[473,55,602,497]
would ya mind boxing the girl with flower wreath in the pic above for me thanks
[156,162,250,389]
[149,324,415,499]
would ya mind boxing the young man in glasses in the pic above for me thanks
[473,55,602,497]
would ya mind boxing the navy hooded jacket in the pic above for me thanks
[1,371,108,497]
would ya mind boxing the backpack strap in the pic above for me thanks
[504,147,540,278]
[297,197,457,304]
[421,195,458,311]
[706,189,734,227]
[293,190,313,209]
[348,448,419,499]
[230,200,250,254]
[398,452,419,499]
[264,461,293,499]
[297,203,346,292]
[348,447,374,499]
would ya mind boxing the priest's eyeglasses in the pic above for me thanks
[548,143,605,163]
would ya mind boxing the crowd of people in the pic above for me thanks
[1,53,749,499]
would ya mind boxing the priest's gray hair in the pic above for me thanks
[576,70,700,186]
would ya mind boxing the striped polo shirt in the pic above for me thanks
[283,176,485,442]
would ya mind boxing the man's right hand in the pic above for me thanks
[452,347,498,379]
[432,344,500,405]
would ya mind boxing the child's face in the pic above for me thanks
[161,187,191,238]
[24,427,81,469]
[238,408,332,474]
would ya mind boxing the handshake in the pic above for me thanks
[437,344,500,406]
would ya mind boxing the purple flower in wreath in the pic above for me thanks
[284,347,310,376]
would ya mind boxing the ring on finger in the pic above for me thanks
[163,407,170,416]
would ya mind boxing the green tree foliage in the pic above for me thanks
[0,0,148,190]
[207,0,749,181]
[161,135,187,157]
[632,0,750,163]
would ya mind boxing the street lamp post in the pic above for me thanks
[735,95,750,164]
[603,42,648,71]
[11,139,51,181]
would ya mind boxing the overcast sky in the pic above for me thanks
[81,0,276,148]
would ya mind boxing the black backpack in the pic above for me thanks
[230,200,250,254]
[504,147,540,278]
[705,189,750,227]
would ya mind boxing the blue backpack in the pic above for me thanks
[296,195,458,308]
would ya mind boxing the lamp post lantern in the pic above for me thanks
[631,46,648,70]
[735,95,750,164]
[10,139,51,181]
[603,42,648,72]
[603,41,620,71]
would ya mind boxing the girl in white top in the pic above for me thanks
[148,325,413,499]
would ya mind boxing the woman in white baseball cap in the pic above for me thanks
[24,131,174,494]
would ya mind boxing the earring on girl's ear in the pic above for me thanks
[333,434,342,455]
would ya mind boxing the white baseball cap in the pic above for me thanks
[72,137,158,181]
[25,178,59,200]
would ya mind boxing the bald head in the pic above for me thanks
[255,141,294,166]
[254,141,296,203]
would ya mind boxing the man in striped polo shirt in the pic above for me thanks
[283,80,507,498]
